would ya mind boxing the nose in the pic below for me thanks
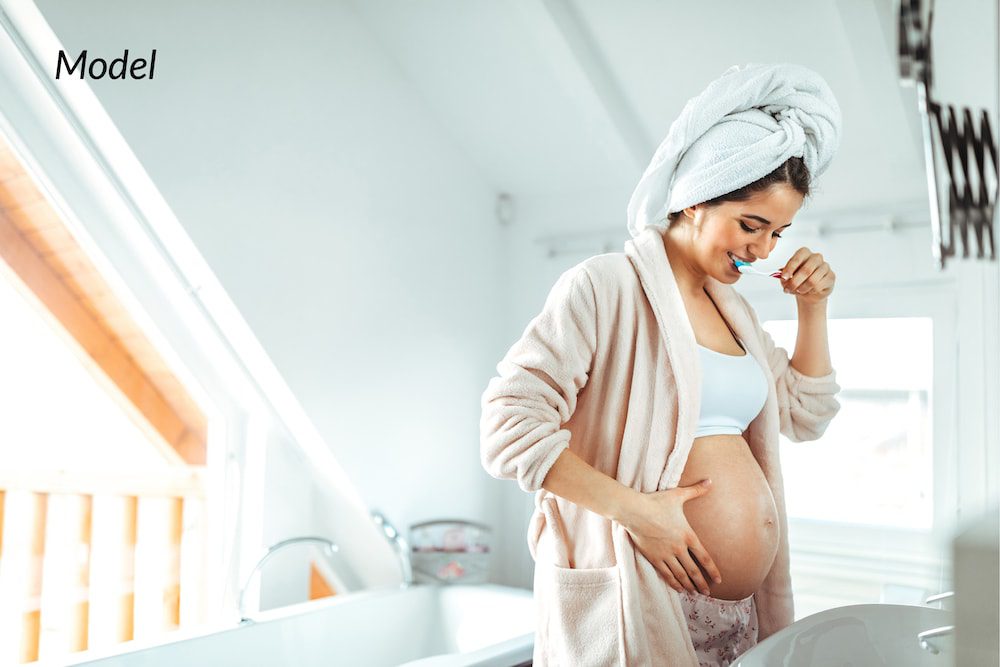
[748,238,773,261]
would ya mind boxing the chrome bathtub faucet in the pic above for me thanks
[238,536,340,624]
[371,510,414,588]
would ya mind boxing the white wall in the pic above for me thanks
[27,0,998,597]
[31,0,511,592]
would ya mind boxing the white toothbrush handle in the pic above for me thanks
[738,264,783,278]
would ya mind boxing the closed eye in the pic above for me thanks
[740,221,782,238]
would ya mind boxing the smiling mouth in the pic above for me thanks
[727,252,752,270]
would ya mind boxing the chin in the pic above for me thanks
[723,269,741,282]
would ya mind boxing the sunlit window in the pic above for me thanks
[0,272,209,664]
[765,317,934,530]
[0,275,170,472]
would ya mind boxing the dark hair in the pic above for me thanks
[666,156,811,224]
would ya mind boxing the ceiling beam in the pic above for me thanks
[512,0,653,172]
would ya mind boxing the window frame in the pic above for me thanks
[752,281,959,604]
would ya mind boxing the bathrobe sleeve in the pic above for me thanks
[480,264,598,493]
[739,295,842,442]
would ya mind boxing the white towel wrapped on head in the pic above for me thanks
[627,62,842,238]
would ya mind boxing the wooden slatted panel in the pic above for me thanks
[22,492,48,664]
[87,494,139,649]
[165,498,182,628]
[178,497,206,626]
[133,497,181,639]
[0,469,205,498]
[0,475,207,663]
[0,490,17,664]
[120,496,137,644]
[37,494,91,661]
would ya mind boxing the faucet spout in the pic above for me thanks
[237,536,339,624]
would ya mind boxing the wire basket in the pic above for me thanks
[408,519,491,584]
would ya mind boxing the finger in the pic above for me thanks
[666,557,696,594]
[780,247,811,280]
[785,255,827,294]
[687,538,723,585]
[679,550,712,595]
[795,265,830,294]
[687,478,712,498]
[655,560,683,592]
[782,251,823,289]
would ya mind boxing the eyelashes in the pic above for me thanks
[739,221,782,238]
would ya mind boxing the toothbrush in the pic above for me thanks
[733,259,784,280]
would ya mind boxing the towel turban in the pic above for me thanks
[627,62,842,238]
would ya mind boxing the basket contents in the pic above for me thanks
[408,519,491,584]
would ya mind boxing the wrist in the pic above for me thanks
[796,298,828,313]
[608,485,647,529]
[796,295,826,304]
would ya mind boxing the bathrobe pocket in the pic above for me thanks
[534,561,623,666]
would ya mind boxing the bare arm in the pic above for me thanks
[540,448,641,525]
[790,299,833,377]
[540,448,722,595]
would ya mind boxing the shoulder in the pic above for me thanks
[575,252,639,294]
[544,253,638,315]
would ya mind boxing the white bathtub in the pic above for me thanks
[733,603,954,666]
[64,584,535,667]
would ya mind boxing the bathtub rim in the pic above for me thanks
[49,583,531,667]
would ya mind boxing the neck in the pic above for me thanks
[662,225,709,299]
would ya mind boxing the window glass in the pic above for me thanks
[0,273,170,470]
[765,317,934,530]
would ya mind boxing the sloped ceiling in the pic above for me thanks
[35,0,928,228]
[346,0,927,214]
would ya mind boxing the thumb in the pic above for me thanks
[691,478,712,495]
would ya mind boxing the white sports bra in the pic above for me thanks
[694,290,769,437]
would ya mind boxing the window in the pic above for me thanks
[767,317,934,530]
[0,134,212,664]
[763,315,949,618]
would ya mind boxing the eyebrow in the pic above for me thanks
[741,214,792,229]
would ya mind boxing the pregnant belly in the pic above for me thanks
[678,434,780,601]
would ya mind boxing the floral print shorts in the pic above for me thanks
[677,588,758,666]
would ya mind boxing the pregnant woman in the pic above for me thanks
[480,63,844,666]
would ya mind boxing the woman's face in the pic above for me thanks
[679,185,804,283]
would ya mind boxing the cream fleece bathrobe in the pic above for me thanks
[480,226,842,666]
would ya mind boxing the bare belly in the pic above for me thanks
[678,433,780,600]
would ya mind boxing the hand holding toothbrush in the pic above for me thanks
[735,247,835,305]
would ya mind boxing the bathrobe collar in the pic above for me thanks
[623,226,769,489]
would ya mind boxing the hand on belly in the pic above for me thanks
[678,435,780,601]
